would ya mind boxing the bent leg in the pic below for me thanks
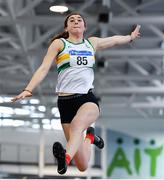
[66,102,99,169]
[62,123,93,171]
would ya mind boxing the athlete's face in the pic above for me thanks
[65,15,86,35]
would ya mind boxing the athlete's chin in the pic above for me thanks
[72,29,84,34]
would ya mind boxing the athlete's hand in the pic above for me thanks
[131,24,141,41]
[11,90,32,103]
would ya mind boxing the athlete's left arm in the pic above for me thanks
[88,25,141,51]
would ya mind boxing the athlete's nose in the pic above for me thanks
[74,20,78,24]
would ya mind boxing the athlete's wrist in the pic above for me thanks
[129,35,133,42]
[22,89,33,95]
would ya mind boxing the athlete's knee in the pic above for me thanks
[76,163,88,172]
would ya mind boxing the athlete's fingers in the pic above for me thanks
[11,96,20,103]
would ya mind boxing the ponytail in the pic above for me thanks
[50,31,69,44]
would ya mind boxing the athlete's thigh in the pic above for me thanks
[72,102,100,129]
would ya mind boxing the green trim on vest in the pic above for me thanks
[86,39,96,52]
[57,62,70,73]
[58,38,66,55]
[65,39,85,45]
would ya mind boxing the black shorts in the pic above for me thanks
[57,90,100,124]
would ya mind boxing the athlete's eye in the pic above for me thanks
[70,19,74,22]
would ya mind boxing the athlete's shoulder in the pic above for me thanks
[49,38,64,52]
[87,37,98,51]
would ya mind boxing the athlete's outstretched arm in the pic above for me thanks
[11,39,63,102]
[89,24,141,51]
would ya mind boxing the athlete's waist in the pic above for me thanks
[58,89,93,97]
[58,92,75,96]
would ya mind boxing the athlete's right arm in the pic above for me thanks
[11,39,63,102]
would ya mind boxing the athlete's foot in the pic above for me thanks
[52,142,67,175]
[86,127,104,149]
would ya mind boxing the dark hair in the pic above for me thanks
[50,12,86,43]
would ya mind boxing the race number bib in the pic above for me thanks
[69,50,94,67]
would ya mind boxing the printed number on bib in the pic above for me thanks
[70,55,94,67]
[77,56,88,65]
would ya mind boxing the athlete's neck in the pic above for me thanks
[67,35,84,44]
